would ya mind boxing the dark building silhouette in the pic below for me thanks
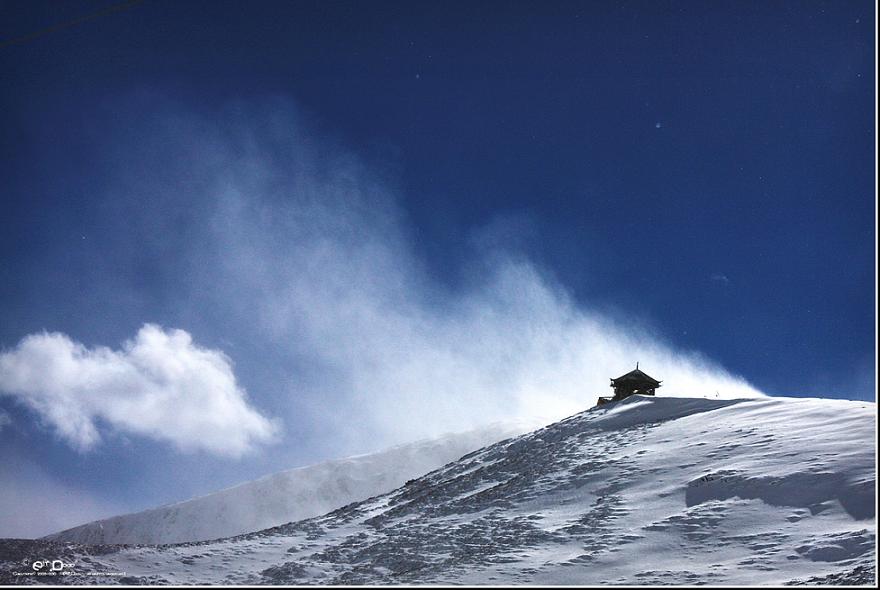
[596,364,662,406]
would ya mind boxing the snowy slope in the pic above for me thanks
[42,421,538,545]
[1,395,875,586]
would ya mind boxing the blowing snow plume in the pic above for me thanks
[1,97,764,455]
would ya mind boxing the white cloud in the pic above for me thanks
[0,324,279,457]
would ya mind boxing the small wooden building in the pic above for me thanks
[596,364,662,406]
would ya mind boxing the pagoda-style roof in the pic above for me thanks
[610,367,662,387]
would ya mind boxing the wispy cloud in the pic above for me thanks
[0,324,279,456]
[96,98,762,451]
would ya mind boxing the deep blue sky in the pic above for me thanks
[0,0,875,536]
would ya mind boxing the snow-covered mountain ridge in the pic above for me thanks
[1,395,875,585]
[42,420,538,545]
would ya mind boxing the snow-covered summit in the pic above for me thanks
[2,395,875,585]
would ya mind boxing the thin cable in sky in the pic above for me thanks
[0,0,145,49]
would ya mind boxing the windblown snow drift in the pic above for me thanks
[0,395,874,585]
[41,421,536,545]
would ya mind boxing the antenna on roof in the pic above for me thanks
[636,361,639,370]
